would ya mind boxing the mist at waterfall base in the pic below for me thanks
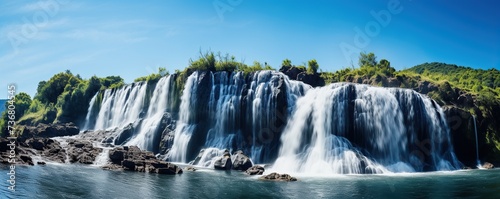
[2,164,499,198]
[82,70,461,174]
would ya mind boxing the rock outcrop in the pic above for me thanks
[214,150,232,170]
[0,138,43,165]
[25,138,66,163]
[1,136,107,166]
[246,165,265,175]
[19,123,79,140]
[232,150,253,171]
[259,172,297,181]
[106,146,182,174]
[66,139,102,164]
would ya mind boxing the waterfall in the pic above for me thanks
[272,83,461,174]
[473,115,480,167]
[167,70,309,164]
[93,148,111,167]
[126,76,174,151]
[81,70,462,174]
[168,72,199,163]
[82,76,175,153]
[92,82,148,130]
[82,94,98,131]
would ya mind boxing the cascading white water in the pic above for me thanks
[126,76,173,151]
[193,147,226,167]
[168,72,199,163]
[168,70,309,164]
[272,83,461,174]
[92,82,148,130]
[206,71,309,162]
[93,147,111,167]
[81,70,462,174]
[82,94,98,131]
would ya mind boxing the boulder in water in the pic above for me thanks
[107,146,182,174]
[214,150,232,170]
[155,163,183,174]
[114,124,135,145]
[259,172,297,182]
[246,165,265,175]
[232,150,253,171]
[66,139,102,164]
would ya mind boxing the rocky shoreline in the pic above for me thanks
[0,123,297,180]
[1,122,495,180]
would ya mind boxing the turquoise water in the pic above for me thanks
[1,164,499,199]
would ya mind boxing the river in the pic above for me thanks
[1,164,498,198]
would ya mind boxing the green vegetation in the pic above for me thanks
[400,63,500,158]
[134,67,169,83]
[320,52,397,84]
[0,70,127,136]
[402,62,500,96]
[173,51,276,93]
[307,59,319,74]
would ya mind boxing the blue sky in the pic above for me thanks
[0,0,499,97]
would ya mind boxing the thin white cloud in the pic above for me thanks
[15,48,112,76]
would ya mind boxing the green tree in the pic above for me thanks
[307,59,319,74]
[359,52,377,68]
[282,59,292,67]
[36,72,73,104]
[377,59,395,76]
[189,51,216,72]
[13,92,32,120]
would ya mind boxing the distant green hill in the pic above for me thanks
[403,62,500,96]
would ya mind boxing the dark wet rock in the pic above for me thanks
[246,165,265,175]
[388,78,401,87]
[232,150,253,171]
[297,72,325,87]
[415,81,438,94]
[19,123,79,140]
[66,139,102,164]
[109,147,126,164]
[457,93,474,107]
[442,106,477,166]
[79,129,114,143]
[106,146,182,175]
[159,127,175,155]
[259,172,297,182]
[0,138,11,152]
[114,124,135,145]
[214,150,232,170]
[279,66,305,81]
[37,161,46,165]
[155,163,183,174]
[102,164,123,171]
[19,154,34,165]
[25,138,49,150]
[21,138,66,164]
